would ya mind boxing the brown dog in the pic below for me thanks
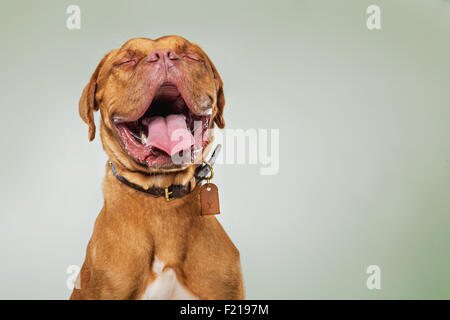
[70,36,244,300]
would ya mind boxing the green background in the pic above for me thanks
[0,0,449,299]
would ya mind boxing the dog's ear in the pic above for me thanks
[205,55,225,129]
[79,52,111,141]
[214,82,226,129]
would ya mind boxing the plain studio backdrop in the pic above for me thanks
[0,0,449,299]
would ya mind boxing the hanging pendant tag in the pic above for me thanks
[200,183,220,215]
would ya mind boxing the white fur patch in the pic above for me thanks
[140,256,198,300]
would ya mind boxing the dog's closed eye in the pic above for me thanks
[114,57,139,67]
[183,54,204,63]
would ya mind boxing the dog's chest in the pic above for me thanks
[140,256,198,300]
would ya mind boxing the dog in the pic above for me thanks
[70,36,244,300]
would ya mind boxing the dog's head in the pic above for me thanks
[79,36,225,177]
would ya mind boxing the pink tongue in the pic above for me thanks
[146,115,194,156]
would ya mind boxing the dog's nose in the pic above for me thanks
[148,49,179,62]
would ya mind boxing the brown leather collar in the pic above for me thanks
[109,145,221,201]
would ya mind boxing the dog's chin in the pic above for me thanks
[111,82,213,171]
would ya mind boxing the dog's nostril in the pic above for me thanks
[148,51,160,62]
[166,50,178,60]
[148,49,178,63]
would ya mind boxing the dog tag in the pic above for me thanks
[200,183,220,215]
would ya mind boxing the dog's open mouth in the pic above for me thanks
[114,83,211,168]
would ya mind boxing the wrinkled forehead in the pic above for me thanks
[118,36,201,56]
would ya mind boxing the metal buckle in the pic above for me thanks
[202,161,214,184]
[164,187,173,201]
